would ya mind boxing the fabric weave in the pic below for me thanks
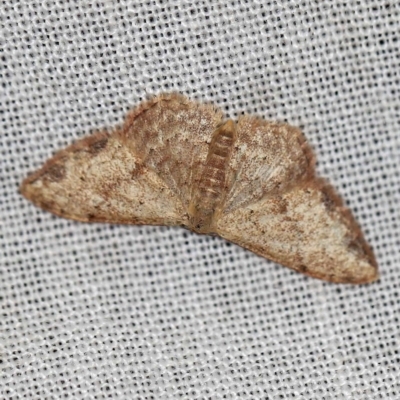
[1,1,399,399]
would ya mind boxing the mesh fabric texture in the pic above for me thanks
[1,1,400,399]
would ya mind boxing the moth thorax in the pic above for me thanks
[189,120,237,234]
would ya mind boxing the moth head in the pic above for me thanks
[187,202,215,235]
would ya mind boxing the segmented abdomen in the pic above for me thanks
[189,120,236,233]
[199,126,235,207]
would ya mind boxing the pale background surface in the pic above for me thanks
[1,1,399,399]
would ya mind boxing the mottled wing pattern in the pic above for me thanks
[222,116,314,213]
[216,179,377,283]
[120,94,224,209]
[20,94,378,284]
[20,132,186,226]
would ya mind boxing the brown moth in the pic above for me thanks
[20,94,378,284]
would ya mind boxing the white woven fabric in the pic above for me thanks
[1,1,399,399]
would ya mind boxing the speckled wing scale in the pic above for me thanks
[21,94,378,284]
[20,94,222,227]
[20,131,185,226]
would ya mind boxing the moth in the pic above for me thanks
[20,94,378,284]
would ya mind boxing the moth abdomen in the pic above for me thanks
[188,120,237,233]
